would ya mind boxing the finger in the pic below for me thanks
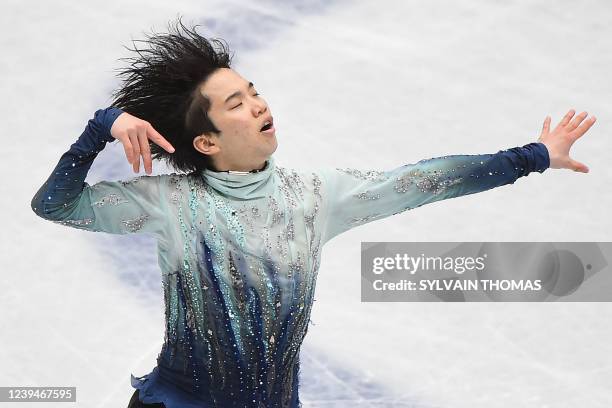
[138,125,152,175]
[121,134,134,164]
[569,158,589,173]
[566,111,588,132]
[554,109,575,133]
[128,128,141,173]
[147,124,175,153]
[541,116,551,136]
[571,115,597,140]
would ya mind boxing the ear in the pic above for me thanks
[193,133,221,156]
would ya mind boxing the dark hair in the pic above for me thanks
[110,16,234,173]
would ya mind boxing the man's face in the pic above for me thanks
[194,68,277,172]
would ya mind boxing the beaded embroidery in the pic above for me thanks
[119,176,143,186]
[336,167,388,181]
[92,193,128,207]
[395,168,463,195]
[354,190,381,200]
[120,214,149,232]
[53,218,93,227]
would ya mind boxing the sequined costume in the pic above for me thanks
[31,107,550,408]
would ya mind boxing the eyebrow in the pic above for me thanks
[224,81,254,104]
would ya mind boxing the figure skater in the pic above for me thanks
[31,17,595,408]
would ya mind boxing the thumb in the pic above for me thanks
[541,115,551,136]
[568,158,589,173]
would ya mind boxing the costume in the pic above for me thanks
[31,107,550,407]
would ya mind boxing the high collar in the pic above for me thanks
[200,156,276,200]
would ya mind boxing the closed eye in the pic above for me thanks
[231,93,261,109]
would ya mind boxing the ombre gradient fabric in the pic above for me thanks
[31,107,550,408]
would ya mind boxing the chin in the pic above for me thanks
[270,144,278,155]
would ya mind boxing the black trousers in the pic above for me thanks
[127,390,166,408]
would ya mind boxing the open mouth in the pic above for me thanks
[260,119,275,134]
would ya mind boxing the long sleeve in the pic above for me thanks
[317,142,550,244]
[30,107,168,239]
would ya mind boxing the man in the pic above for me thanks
[31,18,595,408]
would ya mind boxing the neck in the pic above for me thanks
[210,159,268,173]
[200,156,276,200]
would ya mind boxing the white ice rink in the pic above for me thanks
[2,0,611,407]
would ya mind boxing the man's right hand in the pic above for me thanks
[110,111,175,174]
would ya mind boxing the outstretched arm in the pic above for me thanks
[30,107,175,237]
[317,109,596,244]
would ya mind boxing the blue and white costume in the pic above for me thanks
[31,107,550,407]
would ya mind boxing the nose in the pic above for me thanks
[252,99,267,116]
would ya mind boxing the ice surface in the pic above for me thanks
[3,0,611,407]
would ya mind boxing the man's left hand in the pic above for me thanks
[537,109,596,173]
